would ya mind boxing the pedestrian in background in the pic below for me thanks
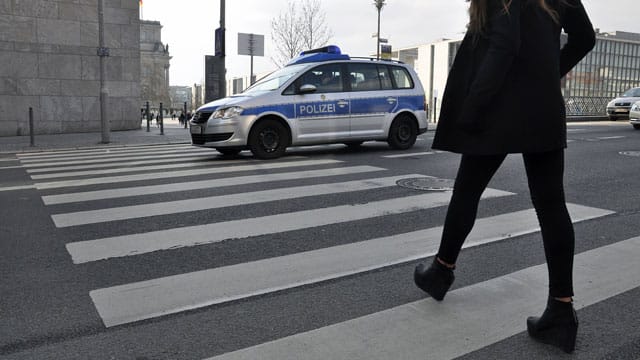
[413,0,595,353]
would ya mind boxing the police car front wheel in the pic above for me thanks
[388,114,418,150]
[249,119,290,159]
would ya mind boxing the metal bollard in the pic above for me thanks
[146,101,150,132]
[29,107,35,146]
[183,102,188,129]
[159,102,164,135]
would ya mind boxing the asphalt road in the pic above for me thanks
[0,121,639,359]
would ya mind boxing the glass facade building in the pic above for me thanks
[562,31,640,116]
[397,30,640,119]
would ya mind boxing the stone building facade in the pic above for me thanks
[169,85,191,114]
[0,0,141,136]
[140,19,170,116]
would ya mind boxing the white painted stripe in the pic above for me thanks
[90,204,612,328]
[18,145,195,162]
[597,136,625,140]
[16,144,193,159]
[29,158,257,179]
[41,166,383,205]
[35,159,342,190]
[0,165,23,169]
[20,149,209,167]
[52,175,425,227]
[67,189,514,264]
[206,234,637,360]
[26,153,217,173]
[383,151,438,158]
[0,184,35,192]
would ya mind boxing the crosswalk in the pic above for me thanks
[9,143,638,358]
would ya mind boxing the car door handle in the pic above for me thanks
[386,97,397,104]
[337,100,349,107]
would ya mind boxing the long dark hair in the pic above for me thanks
[467,0,566,34]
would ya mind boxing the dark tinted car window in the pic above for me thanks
[348,63,383,91]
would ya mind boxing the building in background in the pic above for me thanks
[169,86,191,115]
[395,30,640,120]
[191,83,204,111]
[561,30,640,116]
[0,0,141,136]
[140,20,171,116]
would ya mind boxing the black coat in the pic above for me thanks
[432,0,595,155]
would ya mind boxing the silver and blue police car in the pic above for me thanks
[190,45,428,159]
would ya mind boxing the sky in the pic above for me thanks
[139,0,640,87]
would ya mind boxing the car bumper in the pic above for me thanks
[607,107,630,116]
[189,115,255,147]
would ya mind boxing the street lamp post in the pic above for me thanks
[374,0,386,60]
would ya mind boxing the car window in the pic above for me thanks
[243,64,307,95]
[348,63,384,91]
[391,66,414,89]
[295,63,344,93]
[378,65,393,90]
[622,88,640,97]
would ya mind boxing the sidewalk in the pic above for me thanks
[0,119,191,154]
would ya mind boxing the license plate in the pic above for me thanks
[190,125,202,134]
[615,109,627,113]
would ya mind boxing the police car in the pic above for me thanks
[190,45,428,159]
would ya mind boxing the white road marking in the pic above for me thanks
[29,158,255,179]
[66,189,514,264]
[205,233,637,360]
[25,153,218,173]
[52,175,426,227]
[90,204,613,328]
[19,149,210,167]
[382,151,441,158]
[34,159,343,190]
[16,144,193,159]
[0,184,35,192]
[41,166,383,205]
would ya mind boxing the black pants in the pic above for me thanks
[436,150,575,297]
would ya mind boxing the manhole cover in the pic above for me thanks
[620,151,640,157]
[396,177,454,191]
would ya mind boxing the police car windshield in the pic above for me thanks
[242,64,307,95]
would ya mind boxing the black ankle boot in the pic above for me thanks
[527,297,578,353]
[413,258,455,301]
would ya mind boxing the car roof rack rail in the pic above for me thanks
[349,56,405,64]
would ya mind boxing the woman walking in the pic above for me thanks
[413,0,595,353]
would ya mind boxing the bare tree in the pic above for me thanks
[299,0,332,50]
[270,0,333,67]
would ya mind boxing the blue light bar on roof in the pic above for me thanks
[300,45,342,56]
[286,45,349,66]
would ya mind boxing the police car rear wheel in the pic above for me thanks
[249,119,289,159]
[388,115,417,150]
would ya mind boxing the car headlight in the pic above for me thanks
[211,106,244,119]
[607,100,616,107]
[632,104,640,111]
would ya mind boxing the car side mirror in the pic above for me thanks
[299,84,317,94]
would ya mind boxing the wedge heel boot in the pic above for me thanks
[527,297,578,353]
[413,258,455,301]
